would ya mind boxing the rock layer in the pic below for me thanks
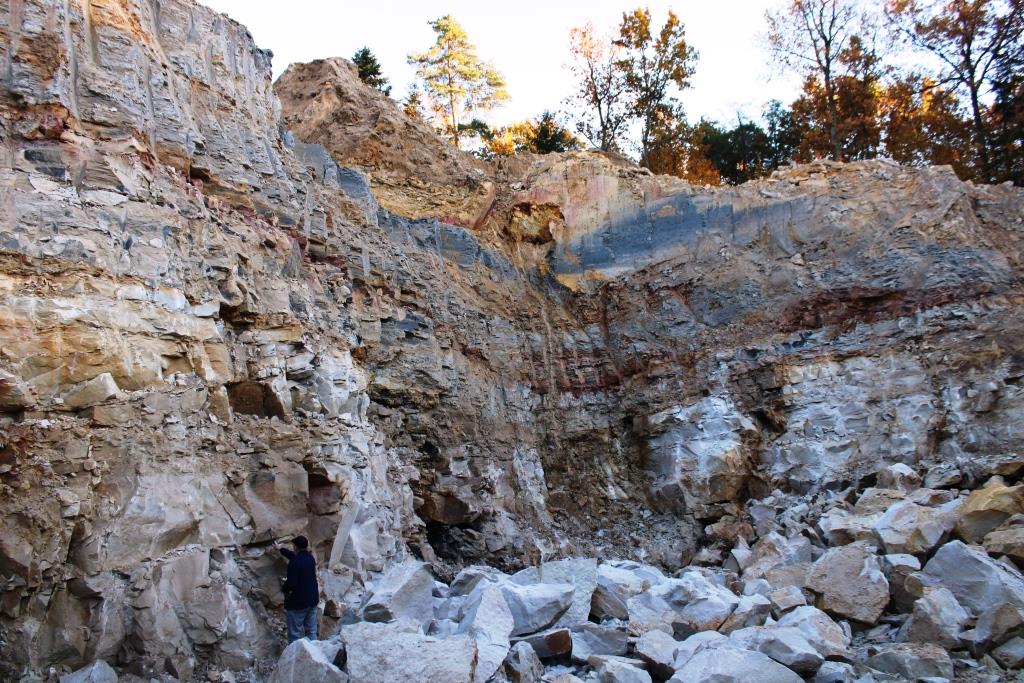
[1,0,1024,680]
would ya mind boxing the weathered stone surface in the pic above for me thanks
[341,621,475,683]
[268,638,347,683]
[864,642,954,680]
[512,627,572,659]
[593,657,653,683]
[627,570,740,636]
[592,561,665,620]
[923,540,1024,616]
[640,396,757,511]
[501,582,574,636]
[58,660,118,683]
[776,606,852,660]
[511,558,597,628]
[504,641,544,683]
[769,586,807,616]
[983,520,1024,564]
[729,625,824,675]
[634,628,680,680]
[899,586,969,649]
[4,0,1024,677]
[992,636,1024,668]
[361,559,435,625]
[872,498,960,555]
[956,479,1024,544]
[570,623,629,663]
[458,580,515,683]
[805,543,889,624]
[61,373,120,410]
[670,645,803,683]
[811,661,857,683]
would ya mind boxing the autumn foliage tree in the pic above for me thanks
[615,8,698,169]
[567,23,631,152]
[887,0,1024,180]
[767,0,872,160]
[409,15,509,149]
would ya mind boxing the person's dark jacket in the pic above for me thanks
[280,548,318,610]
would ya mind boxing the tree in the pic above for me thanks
[989,36,1024,183]
[352,47,391,96]
[887,0,1024,180]
[767,0,871,160]
[615,8,698,168]
[764,100,803,167]
[403,87,425,121]
[567,23,631,152]
[479,112,581,158]
[879,75,974,175]
[788,35,886,161]
[528,111,582,153]
[408,15,509,148]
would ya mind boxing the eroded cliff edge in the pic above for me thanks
[1,0,1023,679]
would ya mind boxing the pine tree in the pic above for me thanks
[403,87,425,121]
[408,15,509,148]
[352,47,391,96]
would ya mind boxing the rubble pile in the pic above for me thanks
[247,467,1024,682]
[2,0,1024,680]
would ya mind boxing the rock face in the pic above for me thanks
[2,0,1024,680]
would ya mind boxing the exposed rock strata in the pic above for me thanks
[0,0,1023,680]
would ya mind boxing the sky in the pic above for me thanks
[199,0,805,129]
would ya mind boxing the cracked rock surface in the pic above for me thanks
[1,0,1024,681]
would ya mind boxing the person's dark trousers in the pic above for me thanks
[286,606,318,642]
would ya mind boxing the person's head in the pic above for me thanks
[292,535,309,551]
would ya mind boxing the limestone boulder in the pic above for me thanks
[898,586,969,649]
[864,642,954,680]
[923,540,1024,616]
[768,586,806,617]
[872,499,960,555]
[569,623,629,663]
[510,558,597,628]
[641,397,757,511]
[268,638,347,683]
[592,561,666,620]
[501,582,574,636]
[634,628,680,680]
[504,641,544,683]
[670,630,731,670]
[804,542,888,624]
[993,636,1024,668]
[876,463,922,492]
[718,593,771,633]
[776,606,851,660]
[340,621,476,683]
[457,580,515,683]
[627,570,740,636]
[669,644,803,683]
[983,517,1024,565]
[62,373,120,410]
[361,559,435,625]
[728,625,824,675]
[512,627,572,659]
[593,657,653,683]
[811,661,856,683]
[58,661,118,683]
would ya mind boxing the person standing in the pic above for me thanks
[274,535,319,642]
